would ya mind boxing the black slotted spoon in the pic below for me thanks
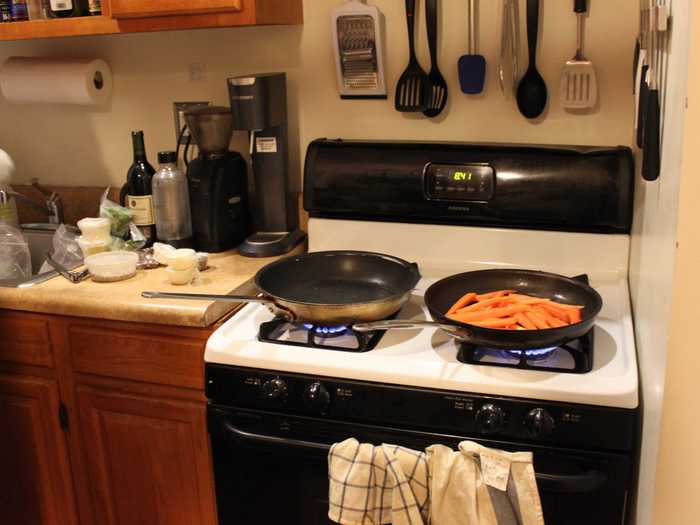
[395,0,429,112]
[423,0,448,117]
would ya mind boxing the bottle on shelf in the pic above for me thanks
[0,1,12,22]
[87,0,99,15]
[152,151,194,249]
[120,131,157,246]
[10,0,29,21]
[47,0,84,18]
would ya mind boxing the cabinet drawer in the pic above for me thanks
[111,0,243,19]
[0,314,53,367]
[69,326,204,389]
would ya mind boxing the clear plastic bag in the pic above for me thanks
[38,224,83,274]
[0,221,31,282]
[98,188,146,251]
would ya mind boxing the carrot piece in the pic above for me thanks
[524,311,549,329]
[455,295,519,313]
[567,308,582,324]
[475,290,515,301]
[532,306,564,327]
[471,317,519,328]
[537,302,570,323]
[451,304,530,323]
[447,292,478,314]
[515,312,537,330]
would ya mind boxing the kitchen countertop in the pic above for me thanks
[0,248,303,327]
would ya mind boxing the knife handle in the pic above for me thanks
[642,89,661,181]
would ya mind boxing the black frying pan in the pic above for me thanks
[355,269,602,350]
[142,251,421,325]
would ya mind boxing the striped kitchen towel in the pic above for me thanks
[328,438,430,525]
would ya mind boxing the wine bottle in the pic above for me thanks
[10,0,29,21]
[48,0,83,18]
[0,1,12,22]
[121,131,156,246]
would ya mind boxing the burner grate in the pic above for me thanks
[457,329,594,373]
[258,318,388,352]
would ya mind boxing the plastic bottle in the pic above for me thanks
[152,151,193,248]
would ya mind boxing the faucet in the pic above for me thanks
[0,179,64,224]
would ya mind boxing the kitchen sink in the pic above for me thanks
[0,223,79,288]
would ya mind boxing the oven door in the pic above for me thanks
[208,406,633,525]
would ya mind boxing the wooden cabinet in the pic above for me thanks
[0,310,217,525]
[0,374,78,525]
[76,385,217,525]
[0,0,302,41]
[111,0,242,19]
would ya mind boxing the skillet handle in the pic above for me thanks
[141,291,273,303]
[353,320,471,340]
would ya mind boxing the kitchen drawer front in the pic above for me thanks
[111,0,243,19]
[0,313,53,368]
[69,325,204,390]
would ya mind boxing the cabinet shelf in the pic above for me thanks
[0,0,302,42]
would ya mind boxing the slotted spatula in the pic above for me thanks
[395,0,429,112]
[423,0,448,117]
[560,0,598,109]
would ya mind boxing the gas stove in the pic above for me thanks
[204,140,639,525]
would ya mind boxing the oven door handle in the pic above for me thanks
[222,421,607,493]
[222,421,332,452]
[535,470,607,493]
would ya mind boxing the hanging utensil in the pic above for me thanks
[516,0,547,118]
[395,0,430,112]
[423,0,448,117]
[636,2,650,147]
[642,0,665,181]
[560,0,598,109]
[458,0,486,94]
[498,0,519,97]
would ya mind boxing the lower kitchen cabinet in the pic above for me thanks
[0,373,78,525]
[76,385,217,525]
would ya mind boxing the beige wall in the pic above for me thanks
[0,0,637,190]
[652,4,700,522]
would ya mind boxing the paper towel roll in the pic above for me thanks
[0,57,112,106]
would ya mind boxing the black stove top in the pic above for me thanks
[258,318,387,352]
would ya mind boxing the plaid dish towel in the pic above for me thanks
[328,438,430,525]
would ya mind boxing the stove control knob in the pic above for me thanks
[475,404,506,434]
[525,408,555,439]
[261,378,288,403]
[303,382,331,414]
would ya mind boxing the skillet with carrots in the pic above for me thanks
[446,289,583,330]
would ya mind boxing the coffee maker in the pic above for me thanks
[228,72,306,257]
[185,106,251,253]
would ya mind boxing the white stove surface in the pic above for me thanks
[205,220,639,409]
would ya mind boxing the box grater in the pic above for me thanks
[331,0,387,99]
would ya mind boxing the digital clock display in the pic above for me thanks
[424,163,495,202]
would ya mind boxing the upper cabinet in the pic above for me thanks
[110,0,243,19]
[0,0,302,42]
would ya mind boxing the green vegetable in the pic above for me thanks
[102,206,133,238]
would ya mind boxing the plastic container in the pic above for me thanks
[166,266,195,285]
[77,217,111,242]
[167,248,197,270]
[77,236,110,258]
[85,251,138,282]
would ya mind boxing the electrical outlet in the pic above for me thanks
[173,101,211,145]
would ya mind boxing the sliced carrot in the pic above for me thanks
[447,292,477,314]
[475,290,515,301]
[537,302,571,323]
[471,317,519,328]
[567,308,582,324]
[455,295,519,313]
[514,312,537,330]
[524,311,549,329]
[450,304,530,323]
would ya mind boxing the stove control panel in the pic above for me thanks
[424,163,495,202]
[206,365,638,452]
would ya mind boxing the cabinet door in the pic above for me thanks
[0,374,78,525]
[110,0,242,19]
[77,386,217,525]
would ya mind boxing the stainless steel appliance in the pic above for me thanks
[185,106,251,253]
[205,140,639,525]
[227,72,306,257]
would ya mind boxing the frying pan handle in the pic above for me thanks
[141,291,273,303]
[353,320,471,339]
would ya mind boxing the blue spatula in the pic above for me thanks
[458,0,486,94]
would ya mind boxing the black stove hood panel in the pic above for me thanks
[303,139,635,234]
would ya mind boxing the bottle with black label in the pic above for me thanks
[0,0,12,22]
[48,0,83,18]
[120,131,156,246]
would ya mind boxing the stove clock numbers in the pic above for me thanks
[303,381,331,414]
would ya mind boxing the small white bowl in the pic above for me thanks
[167,248,197,270]
[77,217,111,242]
[166,266,195,285]
[85,251,138,282]
[196,252,209,271]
